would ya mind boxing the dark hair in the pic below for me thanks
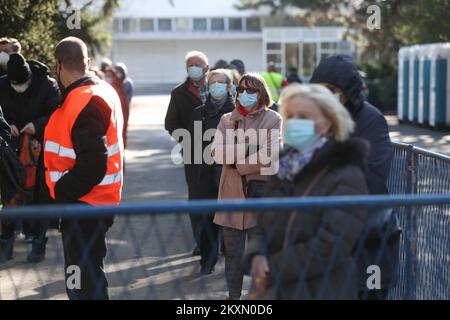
[238,73,272,108]
[212,59,229,71]
[229,59,245,75]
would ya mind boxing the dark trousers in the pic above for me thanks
[222,226,257,299]
[189,190,220,270]
[358,289,389,300]
[61,217,112,300]
[1,218,47,241]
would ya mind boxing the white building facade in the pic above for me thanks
[111,0,354,90]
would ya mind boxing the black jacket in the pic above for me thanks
[0,106,11,142]
[311,55,393,195]
[245,139,369,299]
[0,60,60,152]
[0,60,59,205]
[50,76,112,205]
[165,79,203,138]
[188,95,234,195]
[311,55,399,292]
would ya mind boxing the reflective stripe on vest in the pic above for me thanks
[45,141,121,159]
[49,170,122,186]
[43,83,124,206]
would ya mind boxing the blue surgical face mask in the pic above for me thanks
[237,90,258,109]
[283,118,317,151]
[187,66,204,81]
[209,82,228,99]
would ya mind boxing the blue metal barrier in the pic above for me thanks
[387,142,450,300]
[1,142,450,300]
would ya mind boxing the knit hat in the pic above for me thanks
[7,53,32,84]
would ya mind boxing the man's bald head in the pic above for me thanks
[55,37,89,73]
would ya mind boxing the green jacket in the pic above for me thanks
[261,71,283,102]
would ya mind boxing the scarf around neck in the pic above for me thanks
[277,136,329,182]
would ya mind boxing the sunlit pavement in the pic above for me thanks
[0,95,448,300]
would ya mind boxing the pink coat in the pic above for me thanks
[212,108,282,230]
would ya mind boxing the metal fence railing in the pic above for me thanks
[0,142,449,300]
[387,142,450,300]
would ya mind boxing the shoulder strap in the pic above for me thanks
[283,167,329,249]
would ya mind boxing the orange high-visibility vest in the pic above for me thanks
[44,83,124,206]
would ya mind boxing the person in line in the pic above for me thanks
[0,37,21,77]
[310,55,398,300]
[261,62,286,103]
[103,66,127,144]
[229,59,245,77]
[114,62,134,148]
[246,84,369,299]
[0,53,60,263]
[165,51,210,257]
[44,37,124,299]
[212,73,282,300]
[211,59,229,71]
[188,69,235,275]
[286,67,303,84]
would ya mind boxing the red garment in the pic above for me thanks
[236,102,260,117]
[112,80,129,148]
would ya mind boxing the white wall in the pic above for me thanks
[111,39,263,86]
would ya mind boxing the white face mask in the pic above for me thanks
[0,51,9,68]
[11,80,30,93]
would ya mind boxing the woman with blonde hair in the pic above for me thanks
[212,73,282,300]
[245,84,369,300]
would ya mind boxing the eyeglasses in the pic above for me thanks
[236,86,259,94]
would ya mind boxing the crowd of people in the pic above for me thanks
[0,34,402,300]
[165,51,401,300]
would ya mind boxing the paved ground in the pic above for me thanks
[0,94,449,300]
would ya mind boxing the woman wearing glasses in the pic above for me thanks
[212,73,282,300]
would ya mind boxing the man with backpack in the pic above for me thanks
[0,52,60,263]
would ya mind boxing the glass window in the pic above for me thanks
[246,17,261,32]
[211,18,225,31]
[267,54,282,68]
[285,43,299,73]
[175,18,189,32]
[140,18,154,32]
[321,42,337,50]
[229,18,243,31]
[193,18,207,31]
[158,19,172,32]
[113,18,121,33]
[267,43,282,50]
[303,43,317,77]
[122,18,138,33]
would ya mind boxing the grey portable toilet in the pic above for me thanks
[398,47,410,122]
[408,46,420,123]
[418,45,433,126]
[429,44,450,129]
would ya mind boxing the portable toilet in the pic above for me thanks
[418,45,433,126]
[429,43,450,129]
[408,46,421,123]
[398,47,410,122]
